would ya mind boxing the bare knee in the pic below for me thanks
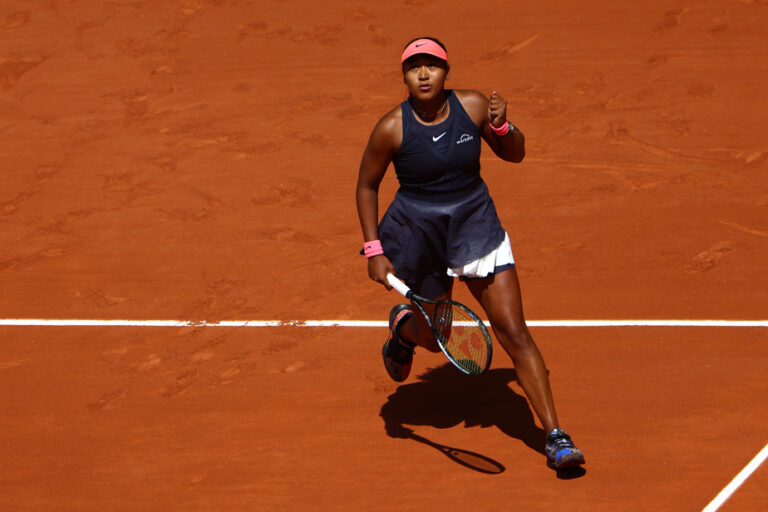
[493,321,535,355]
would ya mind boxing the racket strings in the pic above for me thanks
[433,303,489,375]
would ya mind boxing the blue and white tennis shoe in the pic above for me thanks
[546,428,586,470]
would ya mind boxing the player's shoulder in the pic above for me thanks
[453,89,488,124]
[370,104,402,140]
[454,89,488,107]
[366,103,403,150]
[377,104,402,129]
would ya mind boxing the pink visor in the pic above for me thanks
[400,39,448,63]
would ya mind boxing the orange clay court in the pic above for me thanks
[1,1,767,510]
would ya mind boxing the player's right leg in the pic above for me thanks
[382,289,449,382]
[396,275,452,354]
[397,299,442,354]
[382,304,417,382]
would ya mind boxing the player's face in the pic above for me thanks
[402,55,448,100]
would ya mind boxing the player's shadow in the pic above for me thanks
[380,363,547,474]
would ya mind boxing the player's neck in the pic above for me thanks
[411,94,448,122]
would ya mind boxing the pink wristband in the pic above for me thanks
[364,240,384,258]
[490,121,511,136]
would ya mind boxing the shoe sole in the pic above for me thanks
[382,352,411,383]
[548,451,586,470]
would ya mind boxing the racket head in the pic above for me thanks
[385,274,492,376]
[410,296,493,376]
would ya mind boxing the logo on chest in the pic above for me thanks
[456,133,474,144]
[432,132,447,142]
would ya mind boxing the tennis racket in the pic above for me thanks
[386,273,492,376]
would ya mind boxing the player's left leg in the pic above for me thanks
[464,268,558,430]
[465,268,584,468]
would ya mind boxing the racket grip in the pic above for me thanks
[386,274,411,298]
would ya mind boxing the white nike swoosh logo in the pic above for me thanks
[432,132,447,142]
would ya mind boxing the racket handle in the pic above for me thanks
[386,273,411,298]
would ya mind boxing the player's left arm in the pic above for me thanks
[456,89,525,163]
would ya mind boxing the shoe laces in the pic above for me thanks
[548,429,575,449]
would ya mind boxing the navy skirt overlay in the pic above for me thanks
[378,181,506,298]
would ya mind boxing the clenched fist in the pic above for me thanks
[488,91,507,128]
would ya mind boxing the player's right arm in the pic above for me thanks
[356,108,401,289]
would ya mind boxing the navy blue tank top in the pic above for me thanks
[393,90,483,203]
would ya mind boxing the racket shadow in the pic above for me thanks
[380,363,546,472]
[407,431,505,474]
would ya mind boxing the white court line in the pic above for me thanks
[0,319,767,327]
[701,443,768,512]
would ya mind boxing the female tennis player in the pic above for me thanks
[355,37,585,470]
